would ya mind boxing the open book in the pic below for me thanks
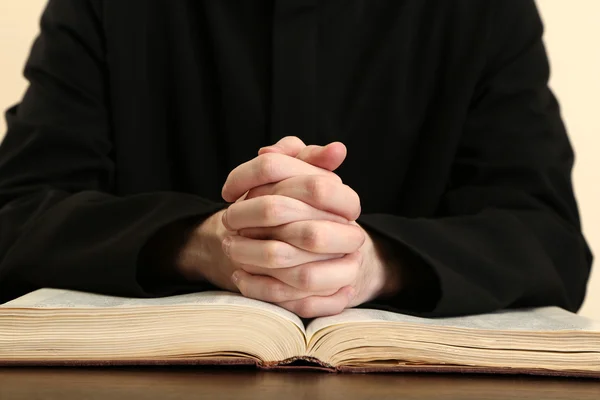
[1,289,599,378]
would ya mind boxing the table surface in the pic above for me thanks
[1,367,599,400]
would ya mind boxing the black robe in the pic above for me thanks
[0,0,592,316]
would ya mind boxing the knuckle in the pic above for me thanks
[300,224,327,252]
[306,176,330,206]
[269,283,290,303]
[263,241,288,267]
[256,153,279,181]
[261,196,284,224]
[263,241,281,266]
[296,266,315,291]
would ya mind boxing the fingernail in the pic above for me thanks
[259,146,278,154]
[231,271,240,285]
[222,236,232,257]
[222,210,233,231]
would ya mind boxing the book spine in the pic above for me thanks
[259,356,336,372]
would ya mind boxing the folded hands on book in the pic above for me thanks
[170,136,403,318]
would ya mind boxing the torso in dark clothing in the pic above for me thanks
[0,0,591,315]
[107,0,484,217]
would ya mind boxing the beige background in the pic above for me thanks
[0,1,598,318]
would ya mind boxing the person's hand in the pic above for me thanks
[221,142,366,311]
[222,137,403,317]
[172,139,363,297]
[234,221,402,317]
[173,208,240,293]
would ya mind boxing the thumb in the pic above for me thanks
[295,142,347,172]
[258,136,306,157]
[258,136,347,172]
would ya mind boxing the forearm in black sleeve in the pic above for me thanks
[0,0,224,303]
[359,0,592,317]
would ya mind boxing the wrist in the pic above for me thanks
[371,234,404,299]
[176,209,229,283]
[358,227,404,303]
[360,226,441,312]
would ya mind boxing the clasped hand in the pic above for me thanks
[179,137,400,318]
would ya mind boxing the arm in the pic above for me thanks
[359,0,592,316]
[0,0,224,303]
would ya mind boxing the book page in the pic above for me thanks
[307,306,600,339]
[3,289,305,332]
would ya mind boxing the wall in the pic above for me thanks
[0,0,46,128]
[536,1,600,318]
[0,1,598,318]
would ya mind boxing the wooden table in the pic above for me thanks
[1,367,599,400]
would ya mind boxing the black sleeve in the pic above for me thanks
[358,0,592,317]
[0,0,224,303]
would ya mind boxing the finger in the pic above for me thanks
[258,136,306,157]
[234,191,249,203]
[277,286,355,318]
[222,152,341,203]
[223,195,348,231]
[295,142,347,172]
[243,182,276,200]
[263,142,347,172]
[231,269,332,303]
[258,138,347,172]
[223,235,343,269]
[240,264,342,295]
[245,175,361,221]
[243,252,361,292]
[239,221,365,254]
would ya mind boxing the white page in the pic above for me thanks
[3,289,305,332]
[307,306,600,339]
